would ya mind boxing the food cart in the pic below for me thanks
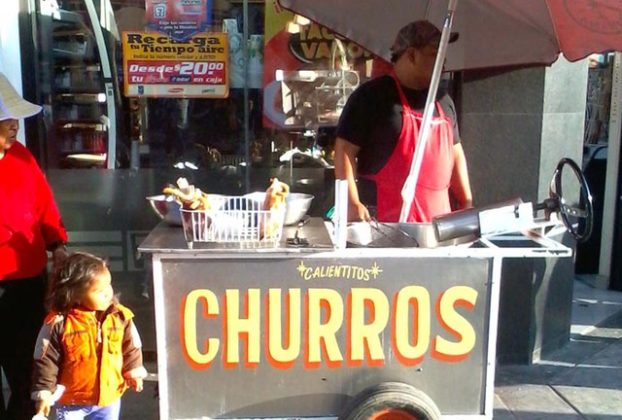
[138,174,585,419]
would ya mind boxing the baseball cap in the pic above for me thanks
[390,20,459,62]
[0,73,42,121]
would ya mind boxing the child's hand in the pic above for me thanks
[35,399,52,417]
[127,377,143,392]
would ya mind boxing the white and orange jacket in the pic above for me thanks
[31,304,147,406]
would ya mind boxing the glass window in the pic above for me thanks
[35,0,111,169]
[33,0,384,216]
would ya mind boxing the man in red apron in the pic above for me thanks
[335,20,472,222]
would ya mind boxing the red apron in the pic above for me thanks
[362,75,455,222]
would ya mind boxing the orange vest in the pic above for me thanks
[47,305,134,406]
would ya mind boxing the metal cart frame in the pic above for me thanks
[140,222,571,420]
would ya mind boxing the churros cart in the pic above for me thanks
[138,159,591,420]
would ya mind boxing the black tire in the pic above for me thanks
[339,382,442,420]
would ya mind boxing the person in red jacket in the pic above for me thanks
[334,21,472,223]
[0,73,68,420]
[32,252,146,420]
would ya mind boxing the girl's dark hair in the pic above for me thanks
[47,252,108,313]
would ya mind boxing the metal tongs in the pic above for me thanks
[286,216,311,247]
[366,218,419,248]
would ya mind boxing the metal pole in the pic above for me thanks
[399,0,459,222]
[600,52,622,280]
[84,0,116,169]
[243,0,251,192]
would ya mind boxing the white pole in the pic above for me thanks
[334,179,349,248]
[84,0,117,169]
[600,52,622,281]
[399,0,459,222]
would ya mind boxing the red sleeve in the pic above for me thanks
[33,157,68,247]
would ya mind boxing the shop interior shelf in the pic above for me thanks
[55,92,107,104]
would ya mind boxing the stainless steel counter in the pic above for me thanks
[138,217,572,259]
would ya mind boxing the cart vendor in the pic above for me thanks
[335,20,473,222]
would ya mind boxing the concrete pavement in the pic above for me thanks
[494,280,622,419]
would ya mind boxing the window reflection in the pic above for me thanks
[36,0,382,217]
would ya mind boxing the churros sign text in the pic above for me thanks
[180,262,479,370]
[122,31,228,97]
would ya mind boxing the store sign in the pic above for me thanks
[145,0,212,41]
[122,31,228,98]
[159,256,491,418]
[288,24,373,64]
[178,260,478,370]
[180,282,478,370]
[263,0,381,129]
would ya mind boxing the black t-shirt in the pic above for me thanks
[336,75,460,175]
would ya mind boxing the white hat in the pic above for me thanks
[0,73,42,121]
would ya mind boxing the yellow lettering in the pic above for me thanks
[316,42,332,59]
[321,27,335,40]
[307,289,343,365]
[225,289,261,366]
[433,286,477,362]
[267,289,301,366]
[182,289,219,368]
[306,24,323,40]
[393,286,430,365]
[349,288,389,364]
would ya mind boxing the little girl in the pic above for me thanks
[31,252,147,419]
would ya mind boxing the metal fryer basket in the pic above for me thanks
[180,196,285,244]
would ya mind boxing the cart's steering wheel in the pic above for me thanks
[542,158,594,242]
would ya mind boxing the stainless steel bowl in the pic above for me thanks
[285,193,314,225]
[146,195,182,226]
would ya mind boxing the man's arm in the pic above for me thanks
[334,137,370,221]
[450,143,473,209]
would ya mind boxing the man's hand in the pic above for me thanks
[127,377,144,392]
[35,399,52,418]
[349,201,371,222]
[51,244,68,274]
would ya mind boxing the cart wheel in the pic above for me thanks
[339,382,441,420]
[549,157,594,243]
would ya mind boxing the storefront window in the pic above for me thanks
[32,0,385,214]
[34,0,111,168]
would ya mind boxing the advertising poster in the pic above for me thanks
[262,0,386,129]
[145,0,212,41]
[122,31,229,98]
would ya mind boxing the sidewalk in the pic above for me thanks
[494,280,622,419]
